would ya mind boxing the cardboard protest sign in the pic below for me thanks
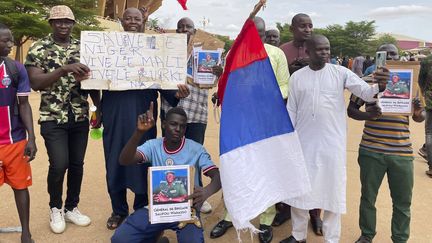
[80,31,187,90]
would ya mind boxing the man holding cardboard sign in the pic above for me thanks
[101,8,190,230]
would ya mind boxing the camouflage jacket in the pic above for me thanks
[25,34,89,124]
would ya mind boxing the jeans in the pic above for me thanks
[111,208,204,243]
[110,190,148,217]
[425,110,432,167]
[40,118,89,210]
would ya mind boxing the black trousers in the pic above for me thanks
[40,118,89,211]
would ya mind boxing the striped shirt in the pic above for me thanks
[350,94,412,156]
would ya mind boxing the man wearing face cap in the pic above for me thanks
[25,5,100,234]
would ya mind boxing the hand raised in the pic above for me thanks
[249,0,267,19]
[137,102,155,132]
[138,7,150,21]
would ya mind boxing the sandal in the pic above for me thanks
[107,214,127,230]
[310,215,323,236]
[272,211,291,226]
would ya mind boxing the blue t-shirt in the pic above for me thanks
[137,137,217,184]
[363,64,375,76]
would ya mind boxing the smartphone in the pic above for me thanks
[375,51,387,70]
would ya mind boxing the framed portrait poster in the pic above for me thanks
[194,50,222,86]
[186,45,224,89]
[148,165,194,224]
[377,61,421,115]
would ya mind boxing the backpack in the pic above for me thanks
[1,56,20,115]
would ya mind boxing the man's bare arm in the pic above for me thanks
[249,0,266,19]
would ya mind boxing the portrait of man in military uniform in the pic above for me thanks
[382,73,411,99]
[198,52,219,73]
[152,170,188,205]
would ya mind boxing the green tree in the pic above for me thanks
[0,0,101,61]
[372,33,398,49]
[146,18,160,30]
[215,34,234,52]
[322,20,376,57]
[276,22,292,45]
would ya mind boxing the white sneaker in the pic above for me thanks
[50,207,66,234]
[200,200,212,214]
[64,208,91,227]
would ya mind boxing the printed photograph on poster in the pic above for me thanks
[194,50,222,85]
[148,165,193,224]
[197,52,219,73]
[378,69,413,114]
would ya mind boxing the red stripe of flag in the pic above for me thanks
[177,0,188,10]
[217,19,267,105]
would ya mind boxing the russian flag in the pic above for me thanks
[217,19,311,231]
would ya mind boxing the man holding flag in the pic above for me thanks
[281,34,389,243]
[210,15,290,243]
[216,0,311,239]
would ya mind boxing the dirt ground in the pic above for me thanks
[1,91,432,243]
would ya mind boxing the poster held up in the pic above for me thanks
[194,50,222,86]
[79,31,187,90]
[378,61,421,115]
[148,165,195,224]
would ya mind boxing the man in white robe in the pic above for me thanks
[282,35,388,243]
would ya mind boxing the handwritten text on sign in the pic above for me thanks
[80,31,187,90]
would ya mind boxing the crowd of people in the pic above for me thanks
[1,2,431,243]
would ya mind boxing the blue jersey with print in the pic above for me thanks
[0,61,31,145]
[137,137,217,184]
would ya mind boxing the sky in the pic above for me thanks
[151,0,432,42]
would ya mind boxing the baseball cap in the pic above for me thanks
[165,171,175,175]
[48,5,75,22]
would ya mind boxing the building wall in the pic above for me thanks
[398,40,424,50]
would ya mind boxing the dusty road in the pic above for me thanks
[1,91,431,243]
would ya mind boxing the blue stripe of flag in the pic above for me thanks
[220,58,294,155]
